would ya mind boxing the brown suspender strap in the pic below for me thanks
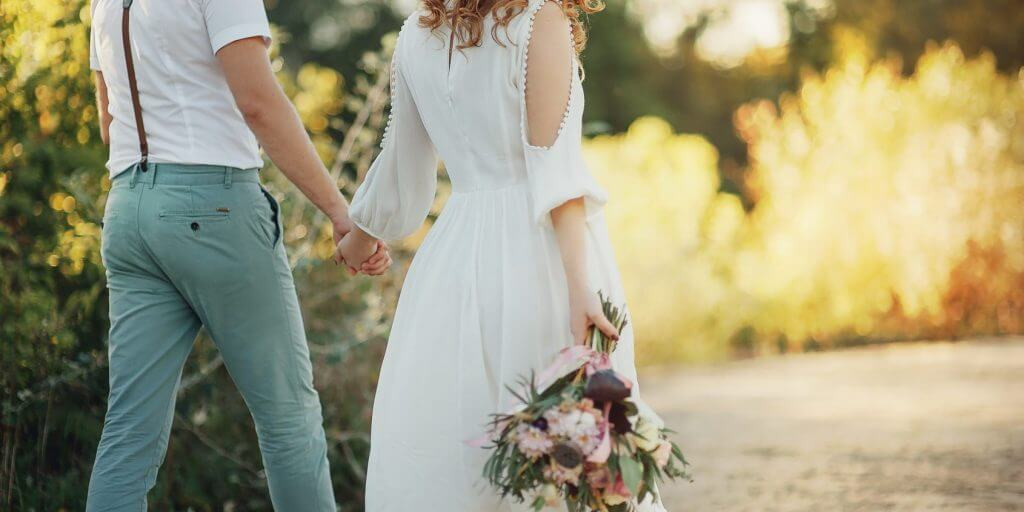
[121,0,148,167]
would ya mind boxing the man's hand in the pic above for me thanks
[330,209,354,246]
[335,227,391,276]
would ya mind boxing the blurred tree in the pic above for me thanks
[589,39,1024,363]
[0,0,400,509]
[800,0,1024,74]
[591,0,1024,185]
[266,0,404,90]
[0,1,111,506]
[580,0,674,135]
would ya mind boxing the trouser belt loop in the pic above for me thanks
[224,167,234,189]
[148,163,158,189]
[129,162,140,189]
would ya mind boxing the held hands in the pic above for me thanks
[568,284,620,345]
[328,206,391,276]
[335,226,391,276]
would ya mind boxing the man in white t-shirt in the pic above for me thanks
[87,0,388,509]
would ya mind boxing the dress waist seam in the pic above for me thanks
[449,181,528,195]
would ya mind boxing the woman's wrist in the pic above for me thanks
[566,273,590,296]
[349,225,377,245]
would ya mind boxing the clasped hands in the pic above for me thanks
[332,218,391,276]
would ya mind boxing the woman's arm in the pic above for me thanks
[551,198,619,344]
[94,71,112,145]
[528,3,618,344]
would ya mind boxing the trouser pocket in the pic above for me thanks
[256,186,282,247]
[159,209,231,237]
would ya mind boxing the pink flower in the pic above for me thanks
[586,402,613,464]
[514,424,553,459]
[586,352,614,372]
[652,440,672,468]
[603,475,632,505]
[586,466,612,489]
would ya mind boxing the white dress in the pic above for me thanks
[349,2,664,510]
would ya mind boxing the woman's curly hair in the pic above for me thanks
[418,0,604,55]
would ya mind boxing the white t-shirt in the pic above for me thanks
[89,0,272,176]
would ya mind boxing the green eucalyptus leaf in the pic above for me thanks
[618,453,644,496]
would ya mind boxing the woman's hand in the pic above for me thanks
[568,285,620,345]
[360,241,392,276]
[336,227,385,275]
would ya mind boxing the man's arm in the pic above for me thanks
[94,71,112,145]
[216,37,352,239]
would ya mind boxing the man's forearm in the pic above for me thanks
[217,37,349,227]
[242,89,349,225]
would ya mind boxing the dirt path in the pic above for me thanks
[642,338,1024,511]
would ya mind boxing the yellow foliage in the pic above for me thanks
[586,118,746,362]
[588,43,1024,362]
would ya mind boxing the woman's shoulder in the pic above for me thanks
[392,10,436,62]
[506,0,571,46]
[395,10,424,43]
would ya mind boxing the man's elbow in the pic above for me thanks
[235,94,272,126]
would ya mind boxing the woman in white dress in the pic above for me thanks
[336,0,665,509]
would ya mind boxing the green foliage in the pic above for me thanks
[2,0,1023,509]
[1,1,111,506]
[0,0,399,509]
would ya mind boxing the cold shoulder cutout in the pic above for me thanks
[514,0,607,225]
[522,1,574,149]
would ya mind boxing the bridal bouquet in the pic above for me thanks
[477,296,689,511]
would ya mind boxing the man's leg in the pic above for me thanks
[174,183,335,511]
[201,274,335,511]
[87,203,201,511]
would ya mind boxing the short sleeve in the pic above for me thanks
[516,0,607,226]
[89,1,100,70]
[200,0,272,54]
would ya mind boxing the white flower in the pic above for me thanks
[543,409,569,437]
[630,416,662,452]
[536,483,561,508]
[577,410,597,429]
[568,422,603,455]
[562,410,584,430]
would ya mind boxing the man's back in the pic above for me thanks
[90,0,270,176]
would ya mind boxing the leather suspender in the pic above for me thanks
[121,0,148,167]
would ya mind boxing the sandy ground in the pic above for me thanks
[642,338,1024,511]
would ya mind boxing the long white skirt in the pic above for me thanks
[364,184,664,511]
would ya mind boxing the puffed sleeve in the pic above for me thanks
[349,28,439,241]
[516,0,607,226]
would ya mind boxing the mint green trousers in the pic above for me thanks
[86,164,335,511]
